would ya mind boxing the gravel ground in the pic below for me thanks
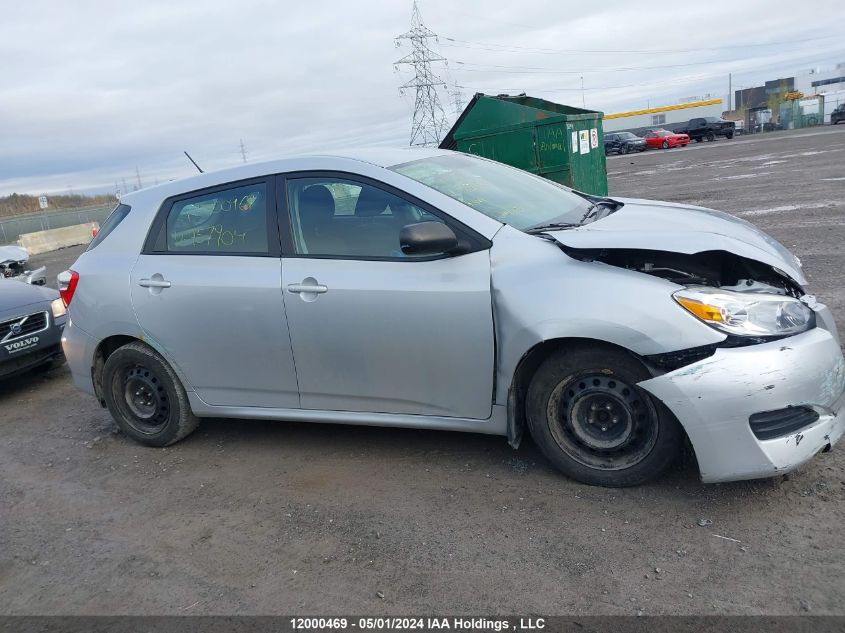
[1,126,844,616]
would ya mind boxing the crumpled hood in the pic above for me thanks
[549,197,806,285]
[0,244,29,265]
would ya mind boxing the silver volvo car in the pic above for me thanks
[60,148,845,487]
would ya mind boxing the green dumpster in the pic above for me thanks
[439,93,608,196]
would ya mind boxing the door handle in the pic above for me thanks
[287,283,327,294]
[139,278,172,288]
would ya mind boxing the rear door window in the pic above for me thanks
[163,182,270,254]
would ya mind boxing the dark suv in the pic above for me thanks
[604,132,646,155]
[832,104,845,125]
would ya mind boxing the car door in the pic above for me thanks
[130,177,300,409]
[277,172,495,420]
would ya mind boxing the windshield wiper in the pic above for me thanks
[524,222,581,235]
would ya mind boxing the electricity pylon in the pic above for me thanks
[394,1,449,147]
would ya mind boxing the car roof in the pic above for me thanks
[119,147,451,204]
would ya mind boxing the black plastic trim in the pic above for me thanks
[749,406,820,441]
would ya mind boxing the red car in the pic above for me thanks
[643,129,690,149]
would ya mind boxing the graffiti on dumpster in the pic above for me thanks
[538,127,565,153]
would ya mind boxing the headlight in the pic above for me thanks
[673,286,814,337]
[51,297,67,319]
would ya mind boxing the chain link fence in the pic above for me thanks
[0,203,115,246]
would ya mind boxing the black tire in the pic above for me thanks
[661,140,669,149]
[705,132,715,142]
[618,144,628,155]
[102,341,199,447]
[725,131,734,139]
[694,137,703,143]
[526,344,684,487]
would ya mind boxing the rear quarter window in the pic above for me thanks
[86,203,131,251]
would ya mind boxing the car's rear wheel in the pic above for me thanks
[661,140,669,149]
[706,132,716,142]
[694,137,703,143]
[102,341,199,447]
[526,344,683,487]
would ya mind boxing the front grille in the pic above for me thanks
[0,311,49,342]
[749,406,820,441]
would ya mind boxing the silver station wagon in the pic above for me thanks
[60,148,845,487]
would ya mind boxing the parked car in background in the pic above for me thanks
[1,279,66,379]
[831,104,845,125]
[0,245,47,285]
[604,132,646,155]
[643,129,690,149]
[669,117,735,142]
[59,148,843,487]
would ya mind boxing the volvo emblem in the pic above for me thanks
[9,323,22,336]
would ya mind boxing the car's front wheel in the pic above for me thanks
[102,341,199,446]
[618,144,628,155]
[526,344,684,487]
[661,140,669,149]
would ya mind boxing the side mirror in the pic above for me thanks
[400,221,459,256]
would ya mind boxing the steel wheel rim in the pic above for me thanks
[546,372,659,470]
[119,365,170,435]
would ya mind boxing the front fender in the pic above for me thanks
[490,226,726,406]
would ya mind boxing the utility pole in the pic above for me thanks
[239,139,248,163]
[580,76,586,108]
[395,1,449,147]
[135,167,143,190]
[728,73,732,111]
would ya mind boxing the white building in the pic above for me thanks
[602,98,724,133]
[795,62,845,123]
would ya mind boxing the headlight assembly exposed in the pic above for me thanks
[673,286,814,337]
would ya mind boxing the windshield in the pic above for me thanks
[389,153,592,230]
[618,132,637,139]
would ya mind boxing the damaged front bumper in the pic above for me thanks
[639,321,845,483]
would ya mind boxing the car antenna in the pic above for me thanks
[183,151,204,173]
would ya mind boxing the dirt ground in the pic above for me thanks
[1,126,844,616]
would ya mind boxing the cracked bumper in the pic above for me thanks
[639,324,845,483]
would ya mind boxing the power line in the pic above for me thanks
[440,33,840,56]
[456,48,845,96]
[451,54,792,74]
[394,1,449,147]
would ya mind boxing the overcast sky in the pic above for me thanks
[1,0,842,196]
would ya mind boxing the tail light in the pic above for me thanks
[58,270,79,307]
[92,227,99,238]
